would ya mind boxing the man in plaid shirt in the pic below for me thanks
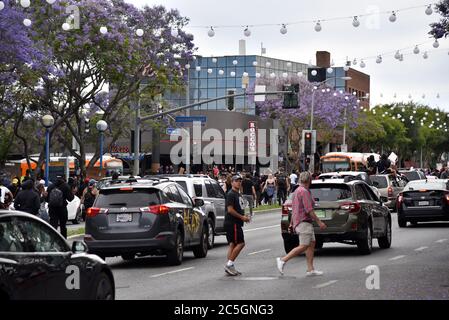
[276,171,327,276]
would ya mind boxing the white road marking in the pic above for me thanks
[436,239,448,243]
[236,277,278,281]
[150,267,194,278]
[244,225,278,233]
[248,249,271,256]
[414,246,428,251]
[389,255,406,261]
[313,280,338,289]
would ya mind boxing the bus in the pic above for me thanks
[13,154,123,180]
[320,152,380,173]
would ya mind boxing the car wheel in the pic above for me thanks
[121,254,135,261]
[193,224,208,258]
[357,221,373,255]
[398,217,407,228]
[91,273,114,300]
[378,218,392,249]
[167,229,183,266]
[207,217,215,249]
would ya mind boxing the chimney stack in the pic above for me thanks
[316,51,331,68]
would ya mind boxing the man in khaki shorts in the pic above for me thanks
[276,171,327,276]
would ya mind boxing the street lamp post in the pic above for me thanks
[96,120,108,177]
[309,76,352,172]
[41,115,55,187]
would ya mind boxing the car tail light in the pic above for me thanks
[282,205,289,216]
[442,192,449,204]
[339,202,361,214]
[140,205,170,215]
[397,194,403,209]
[86,207,108,217]
[388,186,393,198]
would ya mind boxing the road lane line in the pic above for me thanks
[313,280,338,289]
[150,267,194,278]
[248,249,271,256]
[414,246,428,251]
[389,255,406,261]
[244,225,279,233]
[436,239,448,243]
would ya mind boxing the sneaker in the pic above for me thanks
[224,265,238,276]
[306,269,324,276]
[276,257,285,275]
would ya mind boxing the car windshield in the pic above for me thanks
[371,176,388,188]
[321,162,351,173]
[310,184,353,201]
[401,171,421,181]
[95,188,161,207]
[404,181,448,191]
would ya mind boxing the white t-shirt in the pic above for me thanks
[0,186,10,204]
[289,173,298,185]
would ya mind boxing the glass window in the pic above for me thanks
[226,77,236,87]
[207,88,217,98]
[205,180,217,198]
[212,181,225,199]
[208,78,216,87]
[236,78,242,88]
[199,89,207,99]
[362,184,379,202]
[193,182,203,197]
[236,56,245,65]
[236,67,245,77]
[177,186,193,207]
[245,56,257,66]
[97,188,161,207]
[217,99,225,109]
[199,69,207,78]
[309,184,352,201]
[169,185,183,204]
[175,181,188,193]
[199,79,208,89]
[226,56,236,66]
[217,57,226,67]
[217,78,226,87]
[370,176,388,189]
[0,217,68,253]
[355,184,367,200]
[217,88,226,97]
[207,101,217,110]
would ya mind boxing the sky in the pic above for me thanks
[127,0,449,112]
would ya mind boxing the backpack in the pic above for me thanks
[49,187,65,207]
[277,175,287,188]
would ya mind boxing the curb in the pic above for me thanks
[68,233,85,239]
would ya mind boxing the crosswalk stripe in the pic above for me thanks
[248,249,271,255]
[389,255,406,261]
[150,267,194,278]
[313,280,338,289]
[414,246,428,251]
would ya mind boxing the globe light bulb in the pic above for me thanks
[255,72,261,78]
[244,27,251,37]
[311,70,317,76]
[185,64,190,69]
[171,28,179,37]
[360,60,366,68]
[207,68,213,74]
[195,66,201,72]
[297,71,303,77]
[327,67,333,74]
[218,69,224,75]
[270,73,276,78]
[252,61,258,66]
[433,39,439,48]
[266,61,271,67]
[23,19,32,27]
[136,29,144,37]
[46,0,57,3]
[314,21,322,32]
[212,58,217,63]
[100,26,108,34]
[352,16,360,28]
[343,65,350,71]
[389,11,397,22]
[207,27,215,37]
[423,51,428,59]
[425,5,433,15]
[0,1,4,10]
[282,72,288,78]
[243,72,249,77]
[20,0,30,8]
[280,24,287,35]
[233,60,238,65]
[62,23,71,31]
[413,45,420,54]
[394,51,400,59]
[376,55,382,64]
[230,71,236,77]
[352,58,357,66]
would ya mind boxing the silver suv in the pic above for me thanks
[146,174,226,249]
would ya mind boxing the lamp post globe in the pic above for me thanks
[96,120,108,132]
[41,115,55,128]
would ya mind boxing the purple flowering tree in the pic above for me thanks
[1,0,194,177]
[429,1,449,38]
[248,76,360,169]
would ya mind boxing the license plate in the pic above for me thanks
[315,210,326,218]
[418,201,429,206]
[116,213,132,222]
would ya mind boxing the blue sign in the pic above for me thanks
[166,128,181,135]
[175,116,207,123]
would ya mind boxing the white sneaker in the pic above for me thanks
[306,269,324,276]
[276,257,285,275]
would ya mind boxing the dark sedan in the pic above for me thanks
[0,210,115,300]
[397,179,449,227]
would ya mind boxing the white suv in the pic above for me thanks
[145,174,226,249]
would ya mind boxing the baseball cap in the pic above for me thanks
[232,175,243,181]
[88,179,97,186]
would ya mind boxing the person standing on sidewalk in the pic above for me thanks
[241,173,256,218]
[46,176,75,239]
[276,171,327,276]
[224,175,250,276]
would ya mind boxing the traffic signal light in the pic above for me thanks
[84,118,90,134]
[304,131,312,156]
[226,89,235,111]
[282,84,299,109]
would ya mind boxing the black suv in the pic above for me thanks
[84,178,209,265]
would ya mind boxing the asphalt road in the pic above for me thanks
[76,210,449,300]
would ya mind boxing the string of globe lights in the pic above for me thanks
[188,3,437,37]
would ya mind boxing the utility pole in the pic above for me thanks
[133,87,141,176]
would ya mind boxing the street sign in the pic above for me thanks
[175,116,207,123]
[166,127,181,135]
[341,144,348,152]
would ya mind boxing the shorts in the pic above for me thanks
[295,222,315,246]
[225,223,245,244]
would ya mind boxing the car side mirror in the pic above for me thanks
[72,241,88,254]
[194,198,205,208]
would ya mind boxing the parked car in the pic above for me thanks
[96,175,141,190]
[84,178,209,265]
[397,179,449,227]
[370,174,406,211]
[145,174,226,249]
[281,178,392,255]
[318,171,382,199]
[0,210,115,300]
